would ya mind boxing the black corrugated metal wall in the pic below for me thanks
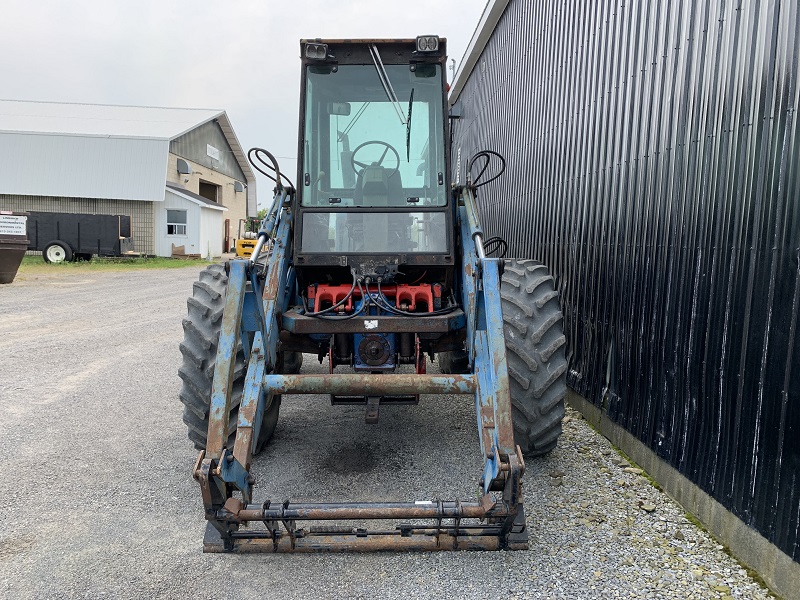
[451,0,800,560]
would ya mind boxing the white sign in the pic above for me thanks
[0,214,26,236]
[364,319,378,330]
[206,144,220,161]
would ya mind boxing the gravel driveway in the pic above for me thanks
[0,266,772,599]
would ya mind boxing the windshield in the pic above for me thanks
[301,212,447,253]
[302,64,446,207]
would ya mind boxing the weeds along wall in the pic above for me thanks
[450,0,800,561]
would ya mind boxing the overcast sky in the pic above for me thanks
[1,0,488,208]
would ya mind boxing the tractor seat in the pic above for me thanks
[349,165,416,253]
[354,164,404,207]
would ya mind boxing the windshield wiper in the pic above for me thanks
[406,88,414,161]
[369,44,406,125]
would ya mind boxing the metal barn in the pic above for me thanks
[0,100,255,257]
[450,1,800,596]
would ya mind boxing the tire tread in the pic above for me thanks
[502,259,568,457]
[178,264,276,452]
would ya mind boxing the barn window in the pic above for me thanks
[199,180,220,203]
[167,209,187,235]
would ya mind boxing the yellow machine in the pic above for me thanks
[234,218,260,257]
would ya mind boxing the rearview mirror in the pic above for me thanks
[413,64,437,78]
[328,102,351,116]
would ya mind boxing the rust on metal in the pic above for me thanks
[206,261,247,460]
[205,533,505,553]
[197,458,216,511]
[222,497,245,518]
[481,260,515,454]
[232,500,490,523]
[233,332,267,470]
[192,451,205,481]
[200,495,523,553]
[262,373,476,396]
[479,403,496,458]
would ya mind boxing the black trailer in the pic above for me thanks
[26,212,136,263]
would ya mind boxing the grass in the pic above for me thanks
[18,255,213,273]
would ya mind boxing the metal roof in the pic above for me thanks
[166,183,227,211]
[0,99,223,139]
[0,100,256,208]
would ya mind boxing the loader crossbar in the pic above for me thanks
[202,496,526,552]
[262,373,475,395]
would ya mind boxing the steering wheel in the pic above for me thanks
[350,141,400,177]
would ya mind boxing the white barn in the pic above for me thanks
[0,100,257,257]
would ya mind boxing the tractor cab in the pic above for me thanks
[294,38,452,286]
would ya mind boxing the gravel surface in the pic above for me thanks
[0,266,773,599]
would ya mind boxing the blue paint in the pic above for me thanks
[481,259,515,455]
[207,259,247,460]
[241,290,261,333]
[219,449,252,502]
[258,209,294,371]
[238,331,266,453]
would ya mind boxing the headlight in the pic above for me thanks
[415,36,439,52]
[305,43,328,60]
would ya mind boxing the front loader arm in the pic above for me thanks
[458,186,525,530]
[194,185,527,552]
[194,188,294,546]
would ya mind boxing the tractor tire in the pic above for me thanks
[501,259,568,457]
[438,349,470,374]
[43,240,73,263]
[282,351,303,374]
[178,264,280,452]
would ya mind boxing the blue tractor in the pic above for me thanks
[179,37,567,552]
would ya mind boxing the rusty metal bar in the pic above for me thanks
[201,494,528,553]
[261,373,476,396]
[205,531,509,553]
[235,500,488,522]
